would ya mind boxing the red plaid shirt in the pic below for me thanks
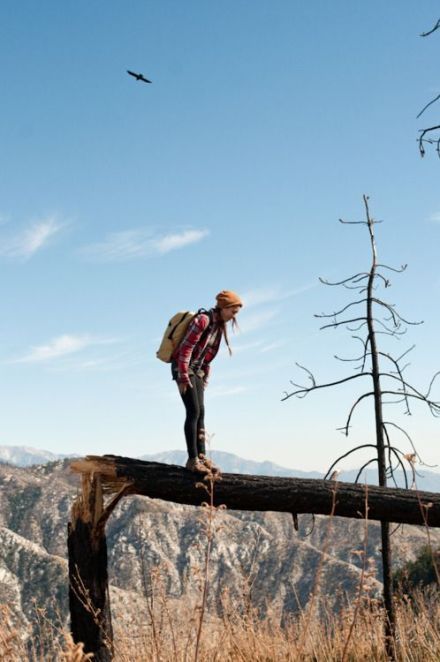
[172,309,222,385]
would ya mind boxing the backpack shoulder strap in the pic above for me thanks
[195,308,214,331]
[195,308,216,359]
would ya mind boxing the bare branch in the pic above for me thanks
[334,352,365,363]
[346,321,369,332]
[381,425,396,487]
[320,317,367,331]
[417,92,440,119]
[426,370,440,399]
[373,298,423,326]
[376,318,408,334]
[339,218,382,226]
[353,334,369,349]
[334,335,370,372]
[378,375,413,411]
[375,273,392,288]
[420,133,440,158]
[324,444,378,480]
[378,353,411,414]
[315,299,367,319]
[339,218,366,226]
[395,345,415,363]
[419,125,440,157]
[383,421,421,462]
[344,392,375,435]
[420,18,440,37]
[379,373,440,414]
[287,363,317,393]
[382,396,409,406]
[295,362,316,386]
[388,447,409,490]
[319,270,390,291]
[355,458,378,484]
[348,317,404,335]
[376,263,407,274]
[282,372,371,402]
[342,282,368,291]
[352,274,371,284]
[319,273,368,287]
[379,391,440,417]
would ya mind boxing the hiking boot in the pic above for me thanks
[186,457,210,474]
[199,454,220,474]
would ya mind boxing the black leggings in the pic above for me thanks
[179,373,206,459]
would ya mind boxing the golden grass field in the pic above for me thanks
[2,587,440,661]
[2,480,439,660]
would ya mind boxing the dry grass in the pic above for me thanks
[109,582,440,662]
[3,476,440,660]
[2,589,440,661]
[0,604,93,661]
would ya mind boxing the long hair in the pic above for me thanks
[215,308,238,356]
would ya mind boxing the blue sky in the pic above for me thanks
[1,0,440,473]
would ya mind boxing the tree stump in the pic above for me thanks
[68,470,129,660]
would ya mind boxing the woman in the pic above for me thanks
[171,290,243,474]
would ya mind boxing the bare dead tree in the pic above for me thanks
[418,17,440,157]
[282,195,440,658]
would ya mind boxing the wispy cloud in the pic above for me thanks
[0,216,65,259]
[50,350,144,373]
[81,228,209,262]
[235,283,317,336]
[81,230,154,261]
[11,334,118,364]
[239,308,279,334]
[428,211,440,223]
[150,229,209,254]
[241,283,316,308]
[258,340,286,353]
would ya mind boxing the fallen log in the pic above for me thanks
[70,454,440,528]
[68,455,440,658]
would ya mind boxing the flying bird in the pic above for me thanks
[127,70,152,84]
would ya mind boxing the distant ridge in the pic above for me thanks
[1,445,439,491]
[0,445,76,467]
[140,450,440,492]
[140,449,322,479]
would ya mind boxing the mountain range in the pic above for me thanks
[0,445,76,467]
[1,444,439,490]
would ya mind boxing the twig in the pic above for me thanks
[420,18,440,37]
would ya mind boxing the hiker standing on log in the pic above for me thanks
[172,290,242,474]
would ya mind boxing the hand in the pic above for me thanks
[179,382,192,395]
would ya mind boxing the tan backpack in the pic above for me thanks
[156,308,212,363]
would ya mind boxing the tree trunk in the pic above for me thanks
[365,194,396,655]
[68,473,114,661]
[71,455,440,527]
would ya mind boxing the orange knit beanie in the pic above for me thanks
[215,290,243,309]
